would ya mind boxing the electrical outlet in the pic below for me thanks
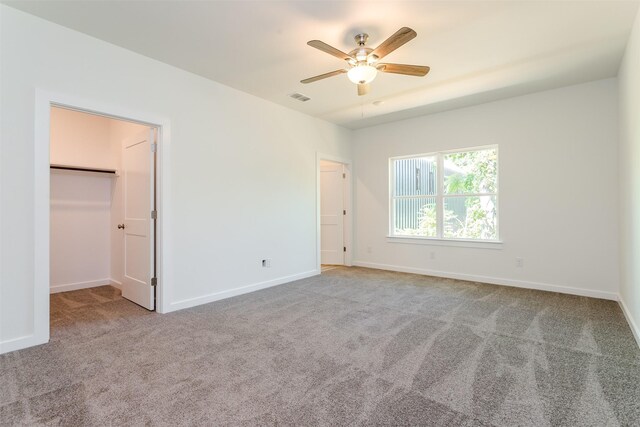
[367,246,372,254]
[515,257,524,268]
[261,259,271,268]
[430,251,436,260]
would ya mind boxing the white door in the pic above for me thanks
[121,128,156,310]
[320,161,345,265]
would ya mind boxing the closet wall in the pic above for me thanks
[49,107,148,292]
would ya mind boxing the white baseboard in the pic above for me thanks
[352,261,619,301]
[619,296,640,349]
[109,279,122,289]
[50,278,112,294]
[168,269,320,312]
[0,333,48,355]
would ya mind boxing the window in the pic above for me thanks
[390,146,498,241]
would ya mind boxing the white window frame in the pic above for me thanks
[389,145,500,244]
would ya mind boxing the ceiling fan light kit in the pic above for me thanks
[301,27,430,96]
[347,64,377,84]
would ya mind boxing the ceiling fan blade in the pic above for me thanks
[377,63,430,76]
[357,83,370,96]
[307,40,352,61]
[300,69,347,84]
[371,27,417,60]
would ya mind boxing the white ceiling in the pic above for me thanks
[5,0,639,129]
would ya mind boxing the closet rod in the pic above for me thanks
[50,165,117,174]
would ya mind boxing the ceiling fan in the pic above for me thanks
[301,27,430,96]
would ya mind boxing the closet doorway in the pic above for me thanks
[50,106,158,312]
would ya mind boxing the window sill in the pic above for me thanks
[386,236,503,249]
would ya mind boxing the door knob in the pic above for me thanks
[118,224,125,229]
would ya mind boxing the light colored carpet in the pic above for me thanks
[1,267,639,426]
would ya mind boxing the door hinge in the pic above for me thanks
[151,277,157,287]
[342,173,346,178]
[343,210,346,215]
[151,210,157,219]
[151,143,157,153]
[343,247,346,252]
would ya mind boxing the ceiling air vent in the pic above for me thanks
[289,92,311,102]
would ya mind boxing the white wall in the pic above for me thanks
[618,9,640,343]
[0,6,352,352]
[353,79,619,299]
[50,107,116,169]
[50,171,112,292]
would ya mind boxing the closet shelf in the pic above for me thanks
[50,164,118,175]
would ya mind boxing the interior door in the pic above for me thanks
[320,161,345,265]
[121,128,156,310]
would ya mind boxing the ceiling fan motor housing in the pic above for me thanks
[351,34,376,63]
[355,33,369,45]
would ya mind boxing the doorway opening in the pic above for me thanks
[49,106,159,335]
[317,155,352,272]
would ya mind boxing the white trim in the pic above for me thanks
[393,192,498,199]
[154,122,170,314]
[618,296,640,349]
[32,89,52,351]
[437,152,444,236]
[352,261,619,301]
[316,153,353,270]
[50,278,112,293]
[29,89,172,355]
[110,279,122,289]
[386,236,503,249]
[390,144,499,161]
[168,270,319,312]
[0,335,46,355]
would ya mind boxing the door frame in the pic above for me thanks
[33,89,171,348]
[316,152,352,271]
